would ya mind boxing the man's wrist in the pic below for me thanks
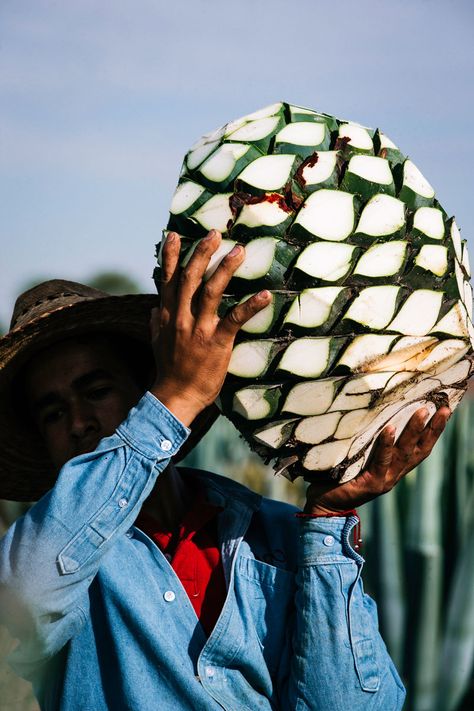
[150,383,207,428]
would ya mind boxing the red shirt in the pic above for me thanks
[135,489,227,637]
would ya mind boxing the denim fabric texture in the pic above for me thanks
[0,392,406,710]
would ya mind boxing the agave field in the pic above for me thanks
[156,101,474,484]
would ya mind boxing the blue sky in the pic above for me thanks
[1,0,473,327]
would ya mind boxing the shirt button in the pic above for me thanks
[323,535,335,547]
[118,498,128,509]
[205,666,215,678]
[125,529,133,538]
[161,439,172,452]
[163,590,176,602]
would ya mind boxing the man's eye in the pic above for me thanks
[87,386,112,401]
[42,409,65,426]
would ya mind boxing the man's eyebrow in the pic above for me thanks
[72,369,115,390]
[32,369,115,414]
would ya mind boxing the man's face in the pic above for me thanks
[23,337,143,470]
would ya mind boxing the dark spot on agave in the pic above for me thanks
[229,191,252,215]
[294,152,319,187]
[284,183,304,211]
[230,190,293,214]
[334,135,352,151]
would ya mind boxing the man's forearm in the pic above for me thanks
[280,516,406,710]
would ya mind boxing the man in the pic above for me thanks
[0,230,449,710]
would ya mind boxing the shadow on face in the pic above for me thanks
[21,334,153,470]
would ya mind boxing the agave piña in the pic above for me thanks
[155,101,474,482]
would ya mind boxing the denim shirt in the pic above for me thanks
[0,393,405,710]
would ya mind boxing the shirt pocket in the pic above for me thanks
[237,555,295,675]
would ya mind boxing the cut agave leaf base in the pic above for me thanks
[158,101,474,483]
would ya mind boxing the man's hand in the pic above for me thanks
[304,405,451,514]
[151,230,271,426]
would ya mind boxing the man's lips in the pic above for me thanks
[72,439,100,457]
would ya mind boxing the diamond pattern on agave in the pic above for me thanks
[156,101,474,482]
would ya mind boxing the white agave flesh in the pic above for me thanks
[415,245,448,276]
[200,143,250,182]
[228,102,283,129]
[186,140,221,171]
[344,285,401,330]
[303,439,353,471]
[335,409,374,439]
[417,339,470,374]
[432,301,470,338]
[347,155,393,184]
[464,281,473,321]
[294,412,342,444]
[301,151,338,185]
[295,242,356,281]
[437,359,471,386]
[359,336,438,373]
[338,123,373,150]
[276,122,327,146]
[170,181,206,215]
[226,116,281,142]
[329,372,394,412]
[233,237,277,280]
[277,338,331,377]
[388,290,443,335]
[450,221,462,261]
[462,243,471,277]
[379,133,398,150]
[237,155,296,191]
[235,201,290,229]
[282,378,343,416]
[414,207,445,240]
[283,287,346,328]
[403,160,435,198]
[294,190,355,241]
[253,418,297,449]
[356,195,405,237]
[354,241,407,277]
[192,194,233,232]
[240,294,277,334]
[339,457,365,483]
[233,386,278,420]
[336,334,398,371]
[228,341,276,378]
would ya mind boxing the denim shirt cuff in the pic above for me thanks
[297,515,364,566]
[116,391,190,460]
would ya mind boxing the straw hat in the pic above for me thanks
[0,279,219,502]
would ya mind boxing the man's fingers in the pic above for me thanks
[160,232,181,315]
[393,407,429,458]
[415,406,450,457]
[366,425,395,477]
[197,245,245,324]
[218,290,272,339]
[176,231,222,321]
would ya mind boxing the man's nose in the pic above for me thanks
[69,402,99,438]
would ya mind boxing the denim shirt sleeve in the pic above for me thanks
[280,516,406,710]
[0,392,189,667]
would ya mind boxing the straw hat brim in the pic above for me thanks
[0,295,219,502]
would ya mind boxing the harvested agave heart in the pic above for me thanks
[155,101,474,483]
